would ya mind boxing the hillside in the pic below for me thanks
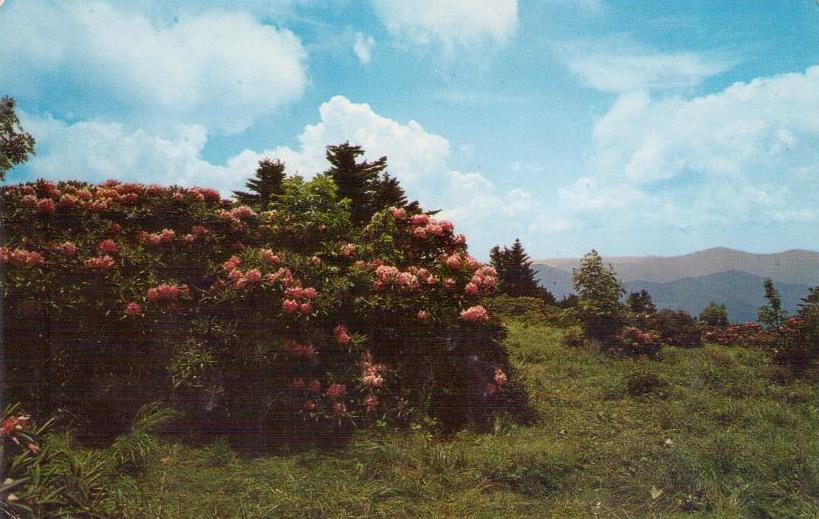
[536,247,819,286]
[625,271,810,323]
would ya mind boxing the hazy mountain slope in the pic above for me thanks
[536,248,819,285]
[625,271,810,323]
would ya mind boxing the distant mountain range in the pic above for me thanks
[533,248,819,323]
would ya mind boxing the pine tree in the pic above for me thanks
[490,239,553,301]
[626,289,656,314]
[233,159,287,209]
[799,286,819,316]
[699,300,729,326]
[573,249,626,341]
[758,278,788,330]
[325,142,387,224]
[1,96,36,181]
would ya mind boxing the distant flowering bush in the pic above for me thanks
[2,177,525,439]
[610,327,663,356]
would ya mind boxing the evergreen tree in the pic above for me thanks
[372,172,421,213]
[799,286,819,317]
[490,239,548,299]
[1,96,35,181]
[325,142,387,224]
[757,278,788,330]
[233,158,287,209]
[573,249,626,341]
[626,289,656,314]
[699,300,729,326]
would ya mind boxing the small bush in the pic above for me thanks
[608,327,662,356]
[625,372,668,396]
[562,329,585,348]
[642,309,702,348]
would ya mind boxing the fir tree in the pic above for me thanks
[758,278,788,330]
[799,286,819,317]
[0,96,35,181]
[233,159,287,209]
[699,300,729,326]
[626,289,656,314]
[325,142,387,224]
[490,239,552,300]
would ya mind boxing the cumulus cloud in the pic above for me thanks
[372,0,518,50]
[556,39,733,93]
[353,33,376,64]
[0,0,307,134]
[539,65,819,254]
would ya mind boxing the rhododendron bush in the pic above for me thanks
[1,178,528,440]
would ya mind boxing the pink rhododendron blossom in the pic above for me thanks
[494,368,507,386]
[334,323,351,345]
[146,283,189,305]
[59,194,78,208]
[260,249,280,264]
[390,207,407,219]
[309,256,322,266]
[308,379,321,392]
[303,400,317,412]
[98,239,118,254]
[299,302,313,314]
[339,243,356,257]
[282,299,299,313]
[223,255,242,271]
[460,305,490,322]
[85,255,115,269]
[36,198,55,214]
[124,302,143,317]
[21,194,37,207]
[281,339,317,359]
[332,402,347,416]
[57,241,78,256]
[326,383,346,399]
[0,247,46,267]
[364,395,380,413]
[417,310,430,320]
[292,378,305,389]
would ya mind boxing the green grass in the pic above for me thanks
[97,320,819,518]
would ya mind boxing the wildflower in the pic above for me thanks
[98,239,118,254]
[124,302,143,317]
[326,383,346,399]
[334,323,351,345]
[36,198,55,214]
[85,255,115,269]
[460,305,490,323]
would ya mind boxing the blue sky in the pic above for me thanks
[2,0,819,259]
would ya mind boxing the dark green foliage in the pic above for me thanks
[643,309,703,348]
[490,239,553,302]
[0,96,35,181]
[325,142,389,224]
[371,172,420,213]
[758,278,788,330]
[625,372,668,396]
[799,285,819,316]
[626,289,656,314]
[556,293,578,309]
[699,300,729,326]
[233,158,287,209]
[572,249,626,341]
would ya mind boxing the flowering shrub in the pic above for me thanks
[637,309,702,348]
[1,177,527,439]
[703,322,774,347]
[609,327,663,356]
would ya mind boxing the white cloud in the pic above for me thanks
[556,40,733,93]
[0,1,307,134]
[372,0,518,50]
[353,33,375,64]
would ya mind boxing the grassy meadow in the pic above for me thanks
[77,318,819,518]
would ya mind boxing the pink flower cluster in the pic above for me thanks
[124,302,143,317]
[460,305,490,323]
[281,339,317,359]
[282,285,317,315]
[229,268,263,289]
[410,215,455,241]
[442,253,481,271]
[360,353,387,389]
[53,241,78,256]
[98,239,118,254]
[0,247,45,267]
[616,327,662,354]
[465,266,498,296]
[334,323,351,345]
[374,265,419,292]
[147,283,189,306]
[138,229,176,246]
[326,383,347,399]
[84,255,115,270]
[259,248,281,265]
[339,243,357,257]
